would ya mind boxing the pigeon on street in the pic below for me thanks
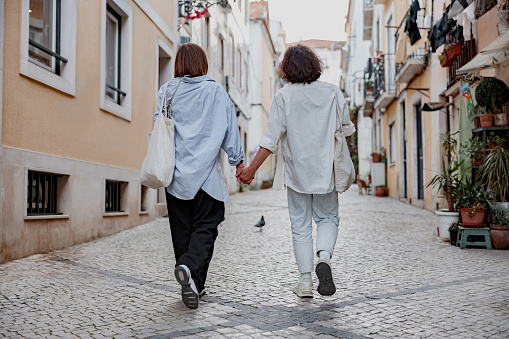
[254,216,265,231]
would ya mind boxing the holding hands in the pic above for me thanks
[235,147,272,185]
[236,166,256,185]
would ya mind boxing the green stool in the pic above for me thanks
[457,226,492,250]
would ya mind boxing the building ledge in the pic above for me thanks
[374,92,397,109]
[395,57,425,84]
[25,215,70,221]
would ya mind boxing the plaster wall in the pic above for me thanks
[2,0,176,171]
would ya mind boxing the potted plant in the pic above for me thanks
[445,43,462,63]
[427,132,462,240]
[477,142,509,203]
[365,81,374,95]
[454,179,490,227]
[375,185,388,197]
[489,203,509,249]
[449,222,460,246]
[475,78,509,127]
[460,137,484,166]
[438,51,454,68]
[371,151,381,163]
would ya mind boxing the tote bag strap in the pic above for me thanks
[333,88,344,134]
[167,77,184,119]
[159,82,169,117]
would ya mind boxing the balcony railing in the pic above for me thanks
[373,54,396,101]
[395,46,428,76]
[448,39,477,87]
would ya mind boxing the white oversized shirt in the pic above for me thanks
[259,81,355,194]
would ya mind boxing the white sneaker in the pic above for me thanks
[316,258,336,296]
[293,277,313,298]
[174,265,199,309]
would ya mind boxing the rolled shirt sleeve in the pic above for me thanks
[221,91,245,166]
[259,92,287,153]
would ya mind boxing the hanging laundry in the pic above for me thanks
[448,0,474,19]
[405,0,421,45]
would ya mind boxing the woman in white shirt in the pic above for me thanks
[237,45,355,298]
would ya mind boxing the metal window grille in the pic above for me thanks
[105,180,123,212]
[28,0,67,75]
[27,171,61,215]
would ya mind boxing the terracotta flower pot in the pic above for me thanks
[490,225,509,249]
[460,208,487,226]
[375,186,388,197]
[372,154,381,163]
[446,44,462,62]
[494,113,508,126]
[479,114,494,127]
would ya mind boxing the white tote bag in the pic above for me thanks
[140,79,182,189]
[333,92,356,193]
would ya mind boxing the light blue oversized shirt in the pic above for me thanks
[153,75,244,202]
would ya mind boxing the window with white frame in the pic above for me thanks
[239,50,243,88]
[389,122,396,165]
[100,0,132,121]
[21,0,77,95]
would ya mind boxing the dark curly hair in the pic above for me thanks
[279,45,323,84]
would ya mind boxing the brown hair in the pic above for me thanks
[279,45,323,84]
[174,43,208,77]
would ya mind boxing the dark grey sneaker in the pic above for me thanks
[174,265,199,309]
[315,259,336,296]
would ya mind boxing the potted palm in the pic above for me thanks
[427,132,461,240]
[454,179,490,227]
[475,78,509,127]
[477,142,509,203]
[489,204,509,249]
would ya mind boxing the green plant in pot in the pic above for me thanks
[427,132,462,240]
[460,137,483,166]
[371,151,382,163]
[475,78,509,127]
[489,203,509,249]
[375,185,388,197]
[449,222,460,246]
[454,178,490,226]
[477,142,509,203]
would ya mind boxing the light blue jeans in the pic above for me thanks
[287,187,340,273]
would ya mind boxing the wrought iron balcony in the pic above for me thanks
[373,54,397,110]
[448,39,477,88]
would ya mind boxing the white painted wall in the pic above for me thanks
[316,47,342,86]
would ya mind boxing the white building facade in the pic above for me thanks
[343,0,373,179]
[179,0,251,193]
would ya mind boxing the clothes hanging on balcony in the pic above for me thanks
[456,2,476,40]
[448,0,474,19]
[428,10,457,52]
[405,0,421,45]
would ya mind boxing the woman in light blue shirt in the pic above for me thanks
[153,43,245,309]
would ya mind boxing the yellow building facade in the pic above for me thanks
[0,0,179,263]
[366,0,435,210]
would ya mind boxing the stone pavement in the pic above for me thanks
[1,186,509,338]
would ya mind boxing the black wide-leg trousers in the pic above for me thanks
[165,189,225,292]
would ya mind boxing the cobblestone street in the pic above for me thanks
[1,186,509,338]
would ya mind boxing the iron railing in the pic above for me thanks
[27,171,60,215]
[448,39,477,87]
[105,180,123,213]
[395,45,428,76]
[373,54,396,101]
